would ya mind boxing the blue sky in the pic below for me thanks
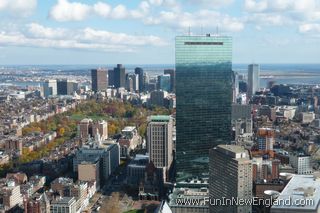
[0,0,320,64]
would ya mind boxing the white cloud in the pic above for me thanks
[148,0,163,6]
[49,0,91,21]
[244,0,268,12]
[0,23,167,52]
[299,23,320,33]
[243,0,320,29]
[0,0,37,16]
[187,0,234,8]
[140,0,180,13]
[81,28,166,46]
[93,2,112,18]
[268,0,292,11]
[244,0,319,13]
[294,0,316,12]
[246,13,291,26]
[111,5,128,19]
[145,10,244,32]
[245,0,320,14]
[148,0,179,8]
[27,23,67,39]
[138,1,150,14]
[49,0,151,21]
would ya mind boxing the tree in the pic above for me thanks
[58,127,65,137]
[108,123,118,136]
[100,192,121,213]
[138,123,147,138]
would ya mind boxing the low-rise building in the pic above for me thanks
[289,153,313,175]
[23,192,50,213]
[127,154,149,186]
[50,178,89,212]
[0,151,9,165]
[169,180,209,213]
[50,197,77,213]
[300,112,315,124]
[0,180,23,212]
[118,126,141,158]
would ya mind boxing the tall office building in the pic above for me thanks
[247,64,260,97]
[175,35,233,180]
[209,145,252,213]
[135,67,144,92]
[147,115,173,181]
[91,69,107,92]
[114,64,126,88]
[232,71,239,103]
[164,69,175,92]
[126,73,139,92]
[157,74,171,92]
[150,90,165,107]
[57,79,78,95]
[108,69,115,87]
[43,80,57,98]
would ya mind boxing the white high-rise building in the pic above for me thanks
[209,145,252,213]
[43,79,57,98]
[247,64,260,97]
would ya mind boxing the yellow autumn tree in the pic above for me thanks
[58,127,65,137]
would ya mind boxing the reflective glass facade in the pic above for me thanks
[158,74,171,92]
[175,35,233,180]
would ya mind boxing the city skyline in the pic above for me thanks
[2,1,320,212]
[0,0,320,65]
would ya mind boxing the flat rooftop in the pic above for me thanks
[216,144,246,154]
[122,126,136,132]
[169,186,209,207]
[150,115,170,122]
[51,197,75,205]
[271,175,320,211]
[214,145,250,161]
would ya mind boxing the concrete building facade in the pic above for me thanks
[209,145,252,213]
[147,115,173,182]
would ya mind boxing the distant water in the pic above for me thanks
[0,81,42,88]
[1,64,320,88]
[233,64,320,87]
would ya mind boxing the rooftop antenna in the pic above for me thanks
[201,25,203,35]
[188,26,191,36]
[216,26,219,35]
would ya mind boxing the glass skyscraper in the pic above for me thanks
[158,74,171,92]
[175,35,233,180]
